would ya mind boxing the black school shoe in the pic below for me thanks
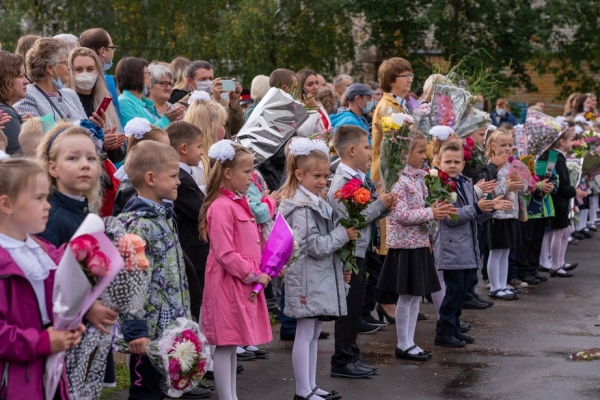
[434,335,466,348]
[462,298,489,309]
[204,364,244,380]
[418,312,428,320]
[455,332,475,344]
[330,360,375,378]
[563,263,579,271]
[532,272,548,282]
[178,386,212,399]
[460,322,471,332]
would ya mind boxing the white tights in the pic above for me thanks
[395,294,422,354]
[292,318,328,399]
[576,210,589,231]
[431,270,446,319]
[214,345,238,400]
[551,227,570,271]
[540,230,553,268]
[589,194,599,224]
[487,248,510,294]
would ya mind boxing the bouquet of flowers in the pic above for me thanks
[514,124,527,157]
[509,156,538,192]
[146,318,211,397]
[572,139,589,159]
[310,127,335,155]
[102,217,149,313]
[45,214,123,400]
[249,213,294,302]
[463,137,488,170]
[333,178,373,274]
[412,102,433,135]
[453,104,491,138]
[379,109,415,192]
[430,83,471,130]
[524,110,567,160]
[424,168,458,217]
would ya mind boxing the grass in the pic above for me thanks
[100,360,129,400]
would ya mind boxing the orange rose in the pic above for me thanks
[353,188,371,205]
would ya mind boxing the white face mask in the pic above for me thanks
[74,72,98,91]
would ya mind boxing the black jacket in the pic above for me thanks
[462,162,499,183]
[550,152,576,213]
[39,190,89,247]
[174,168,209,300]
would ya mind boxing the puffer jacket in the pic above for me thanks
[280,189,349,319]
[433,176,491,270]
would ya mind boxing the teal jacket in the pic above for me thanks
[118,90,170,129]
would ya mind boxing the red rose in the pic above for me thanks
[70,234,99,262]
[339,178,362,200]
[463,148,472,161]
[87,251,110,277]
[449,180,457,192]
[437,170,450,185]
[465,137,475,150]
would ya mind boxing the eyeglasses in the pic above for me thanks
[57,60,68,66]
[397,73,414,79]
[105,45,117,51]
[157,81,174,88]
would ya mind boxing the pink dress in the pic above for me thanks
[201,188,273,346]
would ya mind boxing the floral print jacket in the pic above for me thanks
[386,165,434,249]
[117,195,190,343]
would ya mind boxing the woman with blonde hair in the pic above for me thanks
[420,73,448,103]
[169,56,191,103]
[563,92,580,117]
[183,94,228,187]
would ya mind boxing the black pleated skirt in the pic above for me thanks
[377,247,441,296]
[488,219,519,249]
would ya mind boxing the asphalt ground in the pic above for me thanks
[112,233,600,400]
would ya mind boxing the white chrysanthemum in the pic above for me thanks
[575,125,584,135]
[188,90,211,105]
[208,140,236,163]
[392,113,410,127]
[172,340,197,372]
[289,137,315,156]
[429,125,454,140]
[312,140,330,156]
[429,169,439,178]
[124,118,152,139]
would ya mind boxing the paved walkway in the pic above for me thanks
[111,234,600,400]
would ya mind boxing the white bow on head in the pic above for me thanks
[429,125,455,141]
[123,118,152,139]
[208,140,236,163]
[188,90,212,105]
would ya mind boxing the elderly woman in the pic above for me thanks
[66,47,126,162]
[116,57,184,128]
[53,33,80,52]
[0,51,29,154]
[243,74,270,122]
[148,64,177,117]
[14,38,104,126]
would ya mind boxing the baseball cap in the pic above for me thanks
[346,83,377,101]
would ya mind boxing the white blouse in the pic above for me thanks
[0,234,57,324]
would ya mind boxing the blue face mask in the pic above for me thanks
[142,84,149,96]
[103,58,113,72]
[364,100,375,114]
[52,68,64,90]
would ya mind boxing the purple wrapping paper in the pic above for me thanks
[252,213,294,294]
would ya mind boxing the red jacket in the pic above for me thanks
[0,238,69,400]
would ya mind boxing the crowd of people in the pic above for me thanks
[0,27,599,400]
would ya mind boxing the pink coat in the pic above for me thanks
[0,237,70,400]
[201,189,273,346]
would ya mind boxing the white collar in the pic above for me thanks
[0,233,41,250]
[554,148,566,157]
[298,185,322,206]
[179,162,192,176]
[339,163,365,182]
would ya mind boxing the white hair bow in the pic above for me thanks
[124,118,152,139]
[429,125,454,141]
[208,140,236,163]
[188,90,212,105]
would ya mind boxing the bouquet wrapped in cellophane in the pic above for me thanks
[379,108,415,192]
[524,110,568,160]
[146,318,211,397]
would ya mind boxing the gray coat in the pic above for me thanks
[433,176,492,270]
[328,166,388,258]
[280,189,349,319]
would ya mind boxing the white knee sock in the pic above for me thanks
[293,318,325,399]
[214,345,237,400]
[551,228,570,270]
[431,270,446,319]
[540,231,552,268]
[487,249,503,292]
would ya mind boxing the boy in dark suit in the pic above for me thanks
[166,121,209,317]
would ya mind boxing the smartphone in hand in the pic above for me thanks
[221,80,235,92]
[96,97,113,115]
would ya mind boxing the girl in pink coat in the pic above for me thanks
[0,158,85,400]
[199,140,272,400]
